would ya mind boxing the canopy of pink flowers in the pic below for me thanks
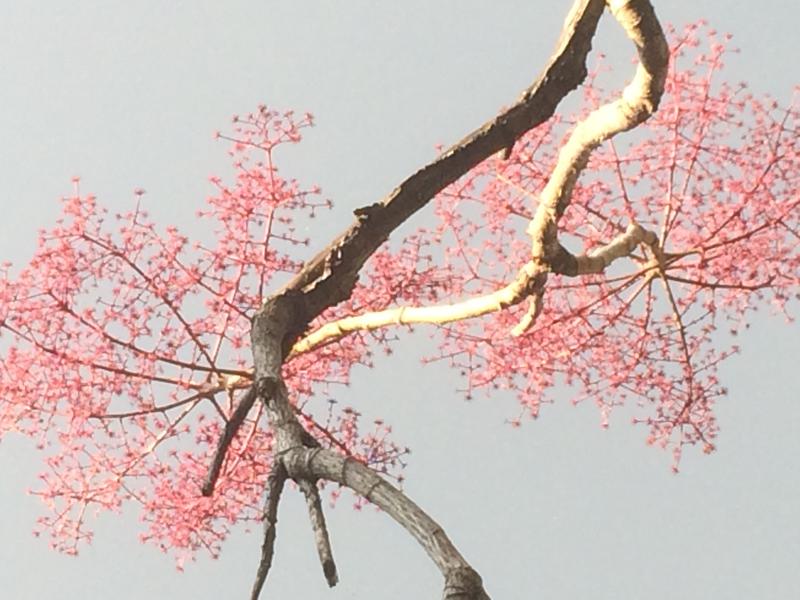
[0,23,796,566]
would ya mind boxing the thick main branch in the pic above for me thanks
[278,0,607,338]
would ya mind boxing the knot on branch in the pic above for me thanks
[443,566,491,600]
[251,291,309,362]
[255,376,280,401]
[279,444,323,481]
[551,221,661,277]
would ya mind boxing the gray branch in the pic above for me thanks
[202,385,258,497]
[250,461,288,600]
[298,476,339,587]
[283,447,490,600]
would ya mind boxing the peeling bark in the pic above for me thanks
[279,0,607,333]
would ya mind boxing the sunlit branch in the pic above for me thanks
[290,261,548,357]
[291,222,660,356]
[567,222,659,275]
[517,0,668,333]
[526,0,668,259]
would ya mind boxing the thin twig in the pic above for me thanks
[90,388,219,420]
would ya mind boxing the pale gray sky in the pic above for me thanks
[1,2,798,599]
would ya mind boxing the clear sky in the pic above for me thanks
[0,1,797,598]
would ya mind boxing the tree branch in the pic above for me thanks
[288,0,669,352]
[560,222,660,276]
[202,385,258,497]
[517,0,668,333]
[288,223,660,355]
[278,0,608,337]
[242,2,670,598]
[248,294,489,597]
[250,461,288,600]
[528,0,668,260]
[289,263,547,356]
[297,476,339,587]
[282,446,490,600]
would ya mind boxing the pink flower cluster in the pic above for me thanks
[0,24,796,563]
[0,106,408,564]
[425,23,798,468]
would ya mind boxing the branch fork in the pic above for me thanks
[200,2,669,598]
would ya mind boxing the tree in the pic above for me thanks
[1,0,797,598]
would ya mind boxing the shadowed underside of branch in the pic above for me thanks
[200,1,669,598]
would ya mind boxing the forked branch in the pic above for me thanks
[289,0,668,352]
[282,446,490,600]
[290,223,661,355]
[227,1,670,599]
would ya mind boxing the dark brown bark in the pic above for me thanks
[280,0,607,338]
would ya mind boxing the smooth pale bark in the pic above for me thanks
[292,0,669,351]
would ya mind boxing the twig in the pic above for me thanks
[90,388,218,420]
[250,462,288,600]
[202,385,258,496]
[297,477,339,587]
